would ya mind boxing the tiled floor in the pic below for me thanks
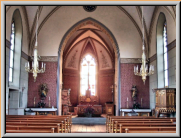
[71,124,106,133]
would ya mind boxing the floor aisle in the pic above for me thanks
[71,124,106,133]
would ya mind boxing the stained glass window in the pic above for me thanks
[80,55,96,96]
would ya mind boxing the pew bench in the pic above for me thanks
[108,118,175,133]
[6,119,69,133]
[6,122,67,133]
[6,128,55,133]
[117,123,176,133]
[6,115,72,132]
[6,125,59,133]
[124,127,176,133]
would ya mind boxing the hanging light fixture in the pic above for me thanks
[134,6,154,84]
[25,8,46,82]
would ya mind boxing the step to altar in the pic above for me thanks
[72,117,106,125]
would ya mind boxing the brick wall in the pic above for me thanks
[27,62,150,110]
[28,62,57,108]
[121,63,150,109]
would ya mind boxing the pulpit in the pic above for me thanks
[153,88,176,117]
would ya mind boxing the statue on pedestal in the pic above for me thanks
[131,85,138,104]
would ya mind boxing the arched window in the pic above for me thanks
[163,22,169,87]
[80,55,96,96]
[9,20,15,82]
[156,13,168,88]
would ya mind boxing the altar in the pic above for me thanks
[120,109,151,116]
[25,108,57,115]
[77,105,102,117]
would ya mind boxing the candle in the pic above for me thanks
[49,96,50,100]
[42,62,43,68]
[141,98,142,102]
[127,97,128,101]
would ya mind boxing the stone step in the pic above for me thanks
[72,117,106,125]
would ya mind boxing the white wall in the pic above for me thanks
[36,6,142,58]
[6,6,29,115]
[149,6,176,58]
[168,47,176,88]
[6,6,29,55]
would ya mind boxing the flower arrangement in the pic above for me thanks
[133,102,140,109]
[84,105,95,117]
[38,100,46,108]
[39,83,48,99]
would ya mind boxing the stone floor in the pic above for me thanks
[71,114,106,133]
[71,124,106,133]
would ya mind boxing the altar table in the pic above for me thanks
[25,108,57,115]
[77,105,102,117]
[120,109,151,116]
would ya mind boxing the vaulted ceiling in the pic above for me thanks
[6,6,175,36]
[6,6,176,57]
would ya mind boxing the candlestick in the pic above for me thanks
[49,97,51,107]
[127,101,129,108]
[34,97,36,107]
[141,98,142,108]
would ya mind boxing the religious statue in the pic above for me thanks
[131,85,138,104]
[39,83,48,99]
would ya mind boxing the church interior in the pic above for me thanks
[4,5,178,135]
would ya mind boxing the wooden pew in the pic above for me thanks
[6,118,69,133]
[106,115,167,132]
[110,120,174,133]
[108,117,175,133]
[117,123,176,133]
[106,115,176,129]
[6,115,72,132]
[6,125,59,133]
[6,122,67,133]
[6,128,54,133]
[124,127,176,133]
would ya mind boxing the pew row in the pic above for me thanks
[124,127,176,133]
[6,128,55,133]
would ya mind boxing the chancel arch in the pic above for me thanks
[57,18,120,115]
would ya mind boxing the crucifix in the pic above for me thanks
[110,85,114,103]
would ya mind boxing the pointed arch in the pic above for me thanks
[57,17,121,115]
[156,12,167,88]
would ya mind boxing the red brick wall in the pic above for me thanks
[27,62,150,110]
[28,62,57,108]
[63,70,79,106]
[99,70,114,106]
[120,63,150,109]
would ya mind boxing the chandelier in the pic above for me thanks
[25,9,46,82]
[134,6,154,84]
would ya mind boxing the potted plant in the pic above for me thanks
[84,105,95,117]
